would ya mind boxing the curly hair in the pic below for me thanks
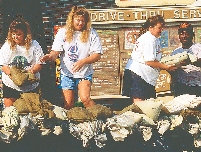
[139,15,165,37]
[65,6,91,43]
[7,18,32,51]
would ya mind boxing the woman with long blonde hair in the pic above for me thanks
[41,6,103,110]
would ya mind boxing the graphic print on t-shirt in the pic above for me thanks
[11,56,30,69]
[156,43,162,61]
[68,44,78,62]
[156,43,161,55]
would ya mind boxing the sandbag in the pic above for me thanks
[86,104,113,120]
[135,99,163,121]
[160,51,188,66]
[13,93,55,118]
[10,66,39,86]
[10,66,28,86]
[67,107,95,122]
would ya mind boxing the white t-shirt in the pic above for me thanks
[171,43,201,86]
[126,31,162,86]
[52,28,103,78]
[0,40,45,92]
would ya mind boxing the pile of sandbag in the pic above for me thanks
[13,93,55,118]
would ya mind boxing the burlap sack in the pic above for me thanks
[67,107,95,122]
[13,98,29,114]
[13,93,55,118]
[27,72,39,83]
[10,66,28,86]
[86,104,113,120]
[13,93,40,114]
[10,66,39,86]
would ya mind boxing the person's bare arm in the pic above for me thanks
[72,53,101,73]
[40,51,60,62]
[28,64,43,74]
[145,60,177,71]
[1,65,11,76]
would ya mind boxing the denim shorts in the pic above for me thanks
[60,73,93,90]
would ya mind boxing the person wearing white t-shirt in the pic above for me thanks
[170,22,201,97]
[40,6,102,110]
[122,15,176,103]
[0,18,45,107]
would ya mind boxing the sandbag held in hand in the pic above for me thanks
[27,71,39,83]
[10,66,39,86]
[160,51,188,66]
[160,51,197,66]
